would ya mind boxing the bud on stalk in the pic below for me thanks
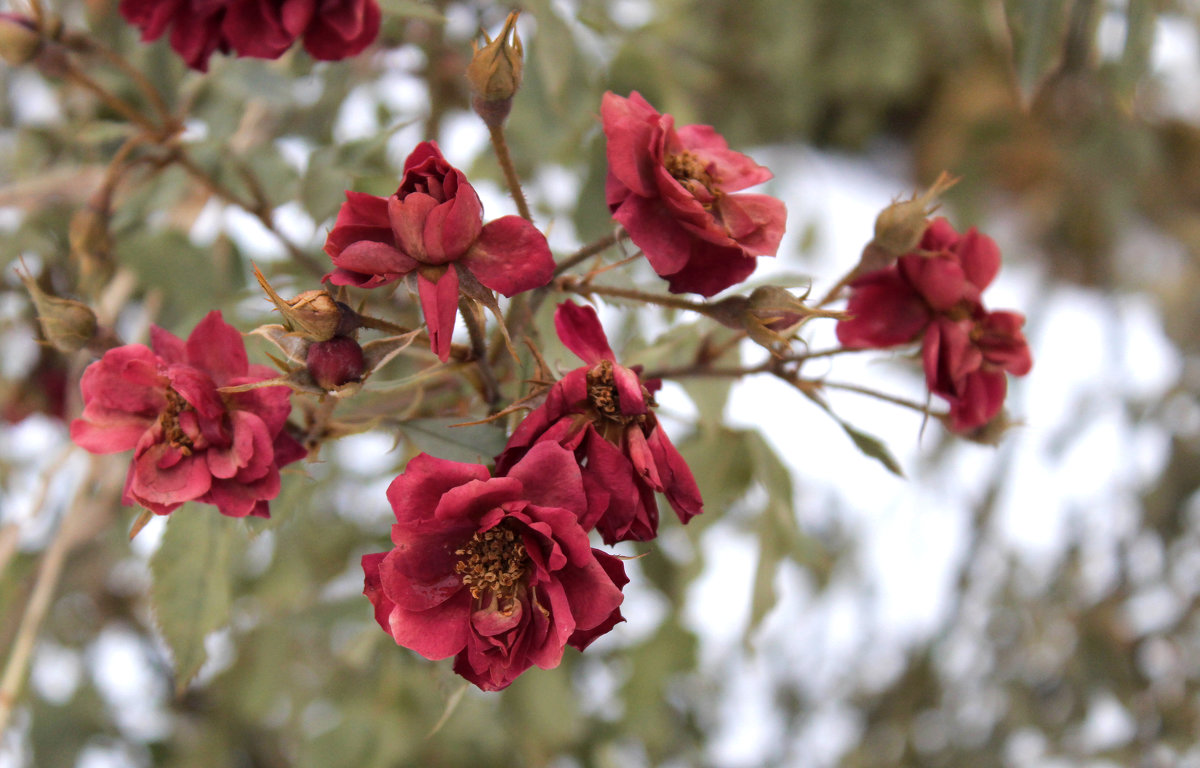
[306,336,366,390]
[17,265,99,353]
[466,11,523,128]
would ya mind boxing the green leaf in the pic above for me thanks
[840,419,906,478]
[376,0,445,22]
[150,507,238,693]
[802,389,905,477]
[399,417,507,463]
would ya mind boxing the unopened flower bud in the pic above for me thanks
[18,267,98,353]
[0,14,41,66]
[253,265,359,341]
[286,290,359,341]
[466,11,523,127]
[306,336,365,390]
[870,171,959,259]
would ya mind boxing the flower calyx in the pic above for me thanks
[865,171,959,269]
[253,265,359,342]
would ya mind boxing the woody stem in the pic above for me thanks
[813,379,940,416]
[554,279,716,317]
[553,230,624,276]
[487,122,532,222]
[460,298,501,410]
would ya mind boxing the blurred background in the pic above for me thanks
[2,0,1198,765]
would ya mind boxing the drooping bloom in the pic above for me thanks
[118,0,380,72]
[70,311,306,518]
[835,218,1032,433]
[602,91,787,297]
[324,141,554,361]
[361,442,627,691]
[495,302,703,544]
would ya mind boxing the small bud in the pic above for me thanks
[306,336,365,390]
[0,14,41,66]
[870,171,959,259]
[466,11,523,127]
[17,265,98,353]
[253,265,359,341]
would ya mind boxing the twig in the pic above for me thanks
[810,379,941,416]
[555,278,715,316]
[553,230,623,277]
[172,153,326,277]
[0,456,98,737]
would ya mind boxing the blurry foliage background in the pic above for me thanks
[2,0,1200,766]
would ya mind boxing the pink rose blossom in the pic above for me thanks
[602,91,787,297]
[119,0,380,72]
[835,218,1032,433]
[495,302,704,544]
[361,442,627,691]
[325,141,555,361]
[70,311,306,518]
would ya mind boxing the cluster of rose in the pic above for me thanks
[11,4,1032,691]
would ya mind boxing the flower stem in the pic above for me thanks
[62,32,175,132]
[0,456,108,738]
[555,278,715,316]
[815,379,940,416]
[486,122,532,222]
[61,61,159,136]
[553,230,623,276]
[459,298,501,410]
[172,152,326,277]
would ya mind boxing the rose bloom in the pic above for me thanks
[361,442,628,691]
[495,302,704,544]
[835,218,1032,433]
[325,141,554,361]
[923,311,1032,432]
[70,311,306,518]
[119,0,380,71]
[602,91,787,297]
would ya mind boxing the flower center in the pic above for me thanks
[159,387,195,455]
[586,360,652,426]
[665,150,717,195]
[454,522,528,608]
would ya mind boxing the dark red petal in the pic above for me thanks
[957,227,1001,292]
[601,91,661,199]
[385,452,491,524]
[387,589,472,660]
[462,217,554,296]
[417,268,460,362]
[836,269,929,349]
[185,311,249,386]
[502,442,587,515]
[554,301,614,364]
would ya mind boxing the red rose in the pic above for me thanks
[119,0,380,71]
[495,302,704,544]
[602,91,787,297]
[835,218,1032,433]
[923,311,1032,432]
[361,442,627,691]
[325,142,554,361]
[70,311,306,518]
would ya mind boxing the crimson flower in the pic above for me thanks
[325,141,554,361]
[119,0,380,71]
[835,218,1032,433]
[495,301,703,544]
[70,311,306,518]
[361,442,628,691]
[602,91,787,297]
